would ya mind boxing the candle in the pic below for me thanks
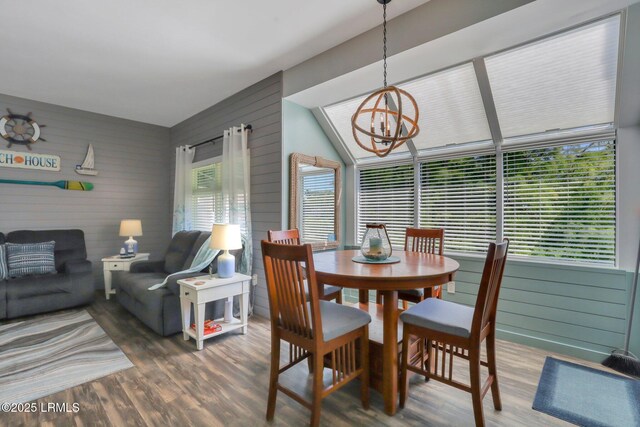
[370,237,382,253]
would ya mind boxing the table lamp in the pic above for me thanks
[119,219,143,255]
[211,223,242,278]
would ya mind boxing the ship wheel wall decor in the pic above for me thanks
[351,0,420,158]
[0,108,46,150]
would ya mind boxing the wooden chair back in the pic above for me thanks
[268,229,301,245]
[404,228,444,255]
[472,239,509,336]
[261,240,322,342]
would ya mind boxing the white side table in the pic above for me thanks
[178,273,251,350]
[101,253,150,300]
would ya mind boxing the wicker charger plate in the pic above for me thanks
[352,255,401,264]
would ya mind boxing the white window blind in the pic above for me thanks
[358,164,414,247]
[300,171,335,243]
[420,155,496,253]
[191,162,222,232]
[398,63,492,152]
[486,16,620,138]
[503,140,616,265]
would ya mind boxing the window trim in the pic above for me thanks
[191,155,221,170]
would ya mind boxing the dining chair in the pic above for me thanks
[399,239,509,427]
[261,241,371,427]
[268,229,343,303]
[375,227,445,308]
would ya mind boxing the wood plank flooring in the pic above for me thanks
[0,294,615,426]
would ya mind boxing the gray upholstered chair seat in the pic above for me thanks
[312,300,371,341]
[400,298,474,338]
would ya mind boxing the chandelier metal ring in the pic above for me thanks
[351,85,420,157]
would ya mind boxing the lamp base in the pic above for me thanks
[218,250,235,278]
[124,237,138,255]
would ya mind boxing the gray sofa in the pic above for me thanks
[0,229,95,320]
[114,230,243,336]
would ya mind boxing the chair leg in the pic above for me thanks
[402,300,408,310]
[375,291,382,304]
[469,352,485,427]
[336,290,343,304]
[487,333,502,411]
[360,327,370,410]
[310,352,324,427]
[399,329,410,409]
[424,339,432,382]
[266,336,280,421]
[307,354,314,373]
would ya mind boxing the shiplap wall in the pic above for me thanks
[445,255,629,362]
[344,255,629,361]
[170,72,283,317]
[0,93,172,287]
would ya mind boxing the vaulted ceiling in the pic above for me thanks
[0,0,428,126]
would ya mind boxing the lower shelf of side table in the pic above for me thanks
[184,317,245,341]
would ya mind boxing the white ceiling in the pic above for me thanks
[0,0,428,127]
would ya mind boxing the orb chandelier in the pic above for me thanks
[351,0,420,158]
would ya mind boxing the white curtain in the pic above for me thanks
[220,125,252,277]
[172,145,195,234]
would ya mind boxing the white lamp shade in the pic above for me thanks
[119,219,143,237]
[210,223,242,250]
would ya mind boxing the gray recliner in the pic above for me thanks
[0,229,95,320]
[114,231,243,336]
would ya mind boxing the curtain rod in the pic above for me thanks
[188,124,253,149]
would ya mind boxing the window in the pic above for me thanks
[398,63,492,152]
[420,155,496,253]
[300,170,335,243]
[485,16,619,139]
[342,15,621,266]
[503,140,615,264]
[191,161,222,232]
[358,164,414,247]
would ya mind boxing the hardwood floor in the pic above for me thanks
[1,294,612,426]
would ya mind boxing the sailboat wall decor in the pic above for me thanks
[76,144,98,175]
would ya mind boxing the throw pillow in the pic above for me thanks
[6,241,56,278]
[0,244,7,280]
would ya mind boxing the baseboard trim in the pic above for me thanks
[496,328,609,363]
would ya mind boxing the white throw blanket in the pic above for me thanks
[148,236,219,290]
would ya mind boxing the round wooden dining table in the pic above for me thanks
[313,249,460,416]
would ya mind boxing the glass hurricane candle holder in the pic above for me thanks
[361,223,392,261]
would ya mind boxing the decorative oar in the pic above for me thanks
[0,178,93,191]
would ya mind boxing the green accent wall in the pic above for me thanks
[344,256,638,362]
[445,255,637,362]
[281,100,346,242]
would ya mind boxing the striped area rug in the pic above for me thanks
[0,310,133,403]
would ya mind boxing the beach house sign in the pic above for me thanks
[0,149,60,171]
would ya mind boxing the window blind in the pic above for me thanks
[358,164,415,247]
[420,155,497,253]
[503,140,616,264]
[486,16,619,138]
[191,162,222,232]
[399,63,492,152]
[301,172,335,242]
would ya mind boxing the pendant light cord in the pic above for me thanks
[382,2,389,112]
[383,2,387,89]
